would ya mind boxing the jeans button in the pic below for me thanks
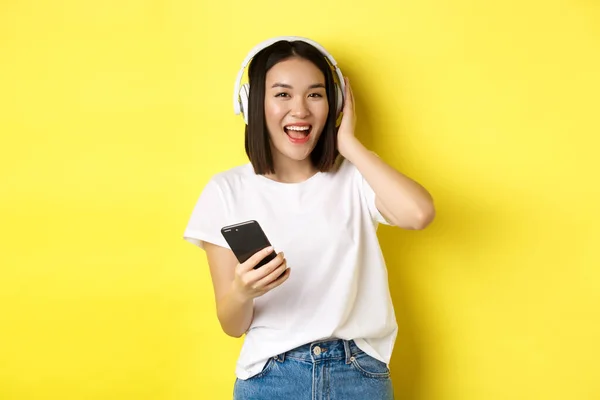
[313,346,322,356]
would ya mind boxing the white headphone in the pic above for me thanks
[233,36,346,125]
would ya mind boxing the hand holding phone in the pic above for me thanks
[232,246,290,301]
[221,220,291,300]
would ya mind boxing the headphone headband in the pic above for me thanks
[233,36,345,118]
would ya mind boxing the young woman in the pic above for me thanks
[184,36,435,399]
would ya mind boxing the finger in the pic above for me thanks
[249,252,285,281]
[345,78,353,106]
[254,259,288,288]
[240,246,274,272]
[261,267,291,292]
[342,79,352,113]
[344,77,351,98]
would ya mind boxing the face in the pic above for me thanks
[264,57,329,164]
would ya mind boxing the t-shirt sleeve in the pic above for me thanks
[183,178,230,250]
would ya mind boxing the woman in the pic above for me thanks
[184,36,435,399]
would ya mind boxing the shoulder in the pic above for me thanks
[187,162,256,219]
[329,152,380,180]
[325,156,360,182]
[207,162,255,189]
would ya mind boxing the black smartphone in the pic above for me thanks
[221,220,276,269]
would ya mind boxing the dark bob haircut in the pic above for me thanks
[244,40,340,175]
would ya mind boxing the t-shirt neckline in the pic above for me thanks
[250,164,324,188]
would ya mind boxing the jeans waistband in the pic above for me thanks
[275,339,362,364]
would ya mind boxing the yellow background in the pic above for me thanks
[1,0,599,399]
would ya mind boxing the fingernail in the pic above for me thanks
[266,246,274,252]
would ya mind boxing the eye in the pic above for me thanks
[275,92,290,98]
[308,93,324,98]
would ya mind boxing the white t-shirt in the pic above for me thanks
[183,158,398,380]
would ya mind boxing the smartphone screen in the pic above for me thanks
[221,220,276,269]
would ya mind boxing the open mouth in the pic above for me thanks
[284,125,312,144]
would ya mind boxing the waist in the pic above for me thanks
[277,338,362,363]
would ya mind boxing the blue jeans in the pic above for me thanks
[233,339,394,400]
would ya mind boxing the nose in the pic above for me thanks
[290,97,310,118]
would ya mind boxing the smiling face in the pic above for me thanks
[264,57,329,165]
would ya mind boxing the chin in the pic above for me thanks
[282,149,313,161]
[271,135,318,161]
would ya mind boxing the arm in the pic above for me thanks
[337,77,435,230]
[204,242,254,337]
[204,242,290,338]
[341,137,435,230]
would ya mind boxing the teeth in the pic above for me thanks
[286,126,310,131]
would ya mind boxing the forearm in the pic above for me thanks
[216,285,254,338]
[341,137,435,229]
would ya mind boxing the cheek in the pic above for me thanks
[265,99,285,121]
[314,102,330,123]
[264,101,285,137]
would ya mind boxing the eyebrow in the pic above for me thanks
[271,83,326,89]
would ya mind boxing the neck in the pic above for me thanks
[266,154,318,184]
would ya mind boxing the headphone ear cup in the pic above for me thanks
[239,83,250,125]
[335,84,344,116]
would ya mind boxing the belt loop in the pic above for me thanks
[276,351,286,363]
[343,340,352,364]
